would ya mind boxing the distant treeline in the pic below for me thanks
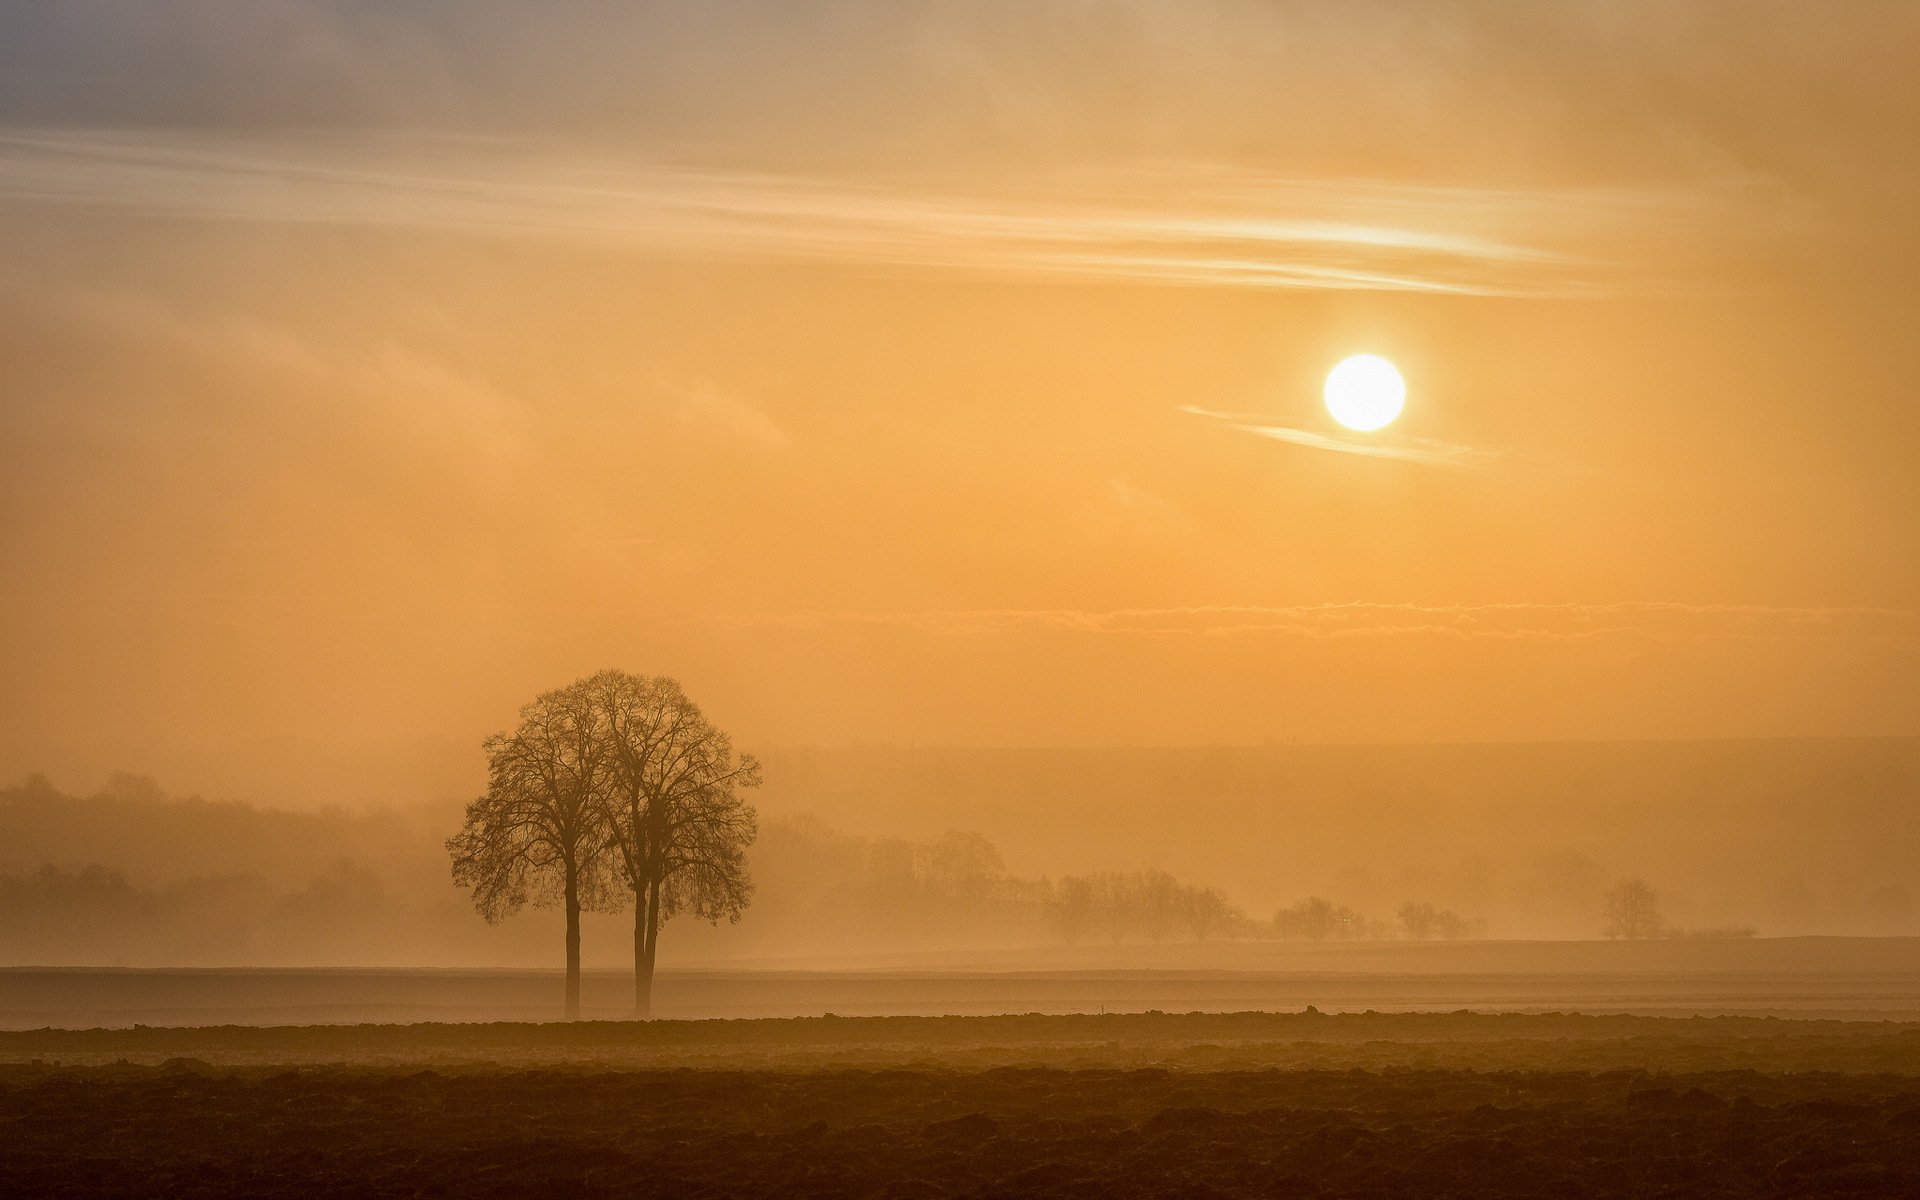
[0,816,1492,961]
[0,777,1493,962]
[0,860,400,966]
[0,772,1891,966]
[697,816,1506,950]
[759,741,1920,939]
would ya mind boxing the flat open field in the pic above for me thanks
[6,1011,1920,1198]
[9,937,1920,1028]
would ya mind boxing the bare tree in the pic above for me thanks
[586,671,759,1017]
[447,679,615,1020]
[1399,901,1440,940]
[1603,876,1665,939]
[1399,901,1482,941]
[1092,872,1138,944]
[1275,896,1366,941]
[1179,886,1235,942]
[1051,875,1095,945]
[1136,870,1184,943]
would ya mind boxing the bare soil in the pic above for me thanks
[5,1011,1918,1198]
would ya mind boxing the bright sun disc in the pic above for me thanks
[1324,354,1406,432]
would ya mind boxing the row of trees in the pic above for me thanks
[1267,880,1743,942]
[1050,871,1238,944]
[1048,881,1489,945]
[1270,896,1484,941]
[447,671,759,1017]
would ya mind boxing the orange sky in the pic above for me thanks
[1,2,1916,805]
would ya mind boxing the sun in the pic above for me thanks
[1323,354,1406,432]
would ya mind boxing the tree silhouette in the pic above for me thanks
[585,671,759,1017]
[1180,885,1235,942]
[1048,871,1239,945]
[447,679,616,1019]
[1398,901,1480,940]
[1051,875,1096,945]
[1275,896,1365,940]
[1603,876,1665,939]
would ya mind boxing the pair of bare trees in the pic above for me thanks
[446,671,759,1019]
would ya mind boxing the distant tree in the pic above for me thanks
[1179,885,1235,942]
[1399,901,1442,940]
[1137,870,1185,942]
[448,679,616,1020]
[585,672,759,1017]
[919,830,1005,887]
[1603,876,1665,939]
[1051,875,1096,945]
[1274,896,1365,941]
[1097,872,1151,943]
[1054,871,1138,944]
[1398,901,1480,941]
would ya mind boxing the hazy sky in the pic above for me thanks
[2,2,1916,804]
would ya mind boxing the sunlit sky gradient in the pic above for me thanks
[2,2,1916,804]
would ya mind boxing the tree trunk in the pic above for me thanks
[634,875,661,1017]
[643,882,660,1007]
[641,894,656,1013]
[564,869,581,1021]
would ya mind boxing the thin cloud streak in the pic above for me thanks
[1181,405,1487,465]
[0,129,1722,296]
[707,601,1920,643]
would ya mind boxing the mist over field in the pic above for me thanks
[5,738,1914,970]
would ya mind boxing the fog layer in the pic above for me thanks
[3,738,1912,968]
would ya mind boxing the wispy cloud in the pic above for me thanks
[1180,405,1487,466]
[0,129,1723,296]
[707,601,1920,643]
[649,373,790,451]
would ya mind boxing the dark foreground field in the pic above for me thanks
[7,1011,1920,1198]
